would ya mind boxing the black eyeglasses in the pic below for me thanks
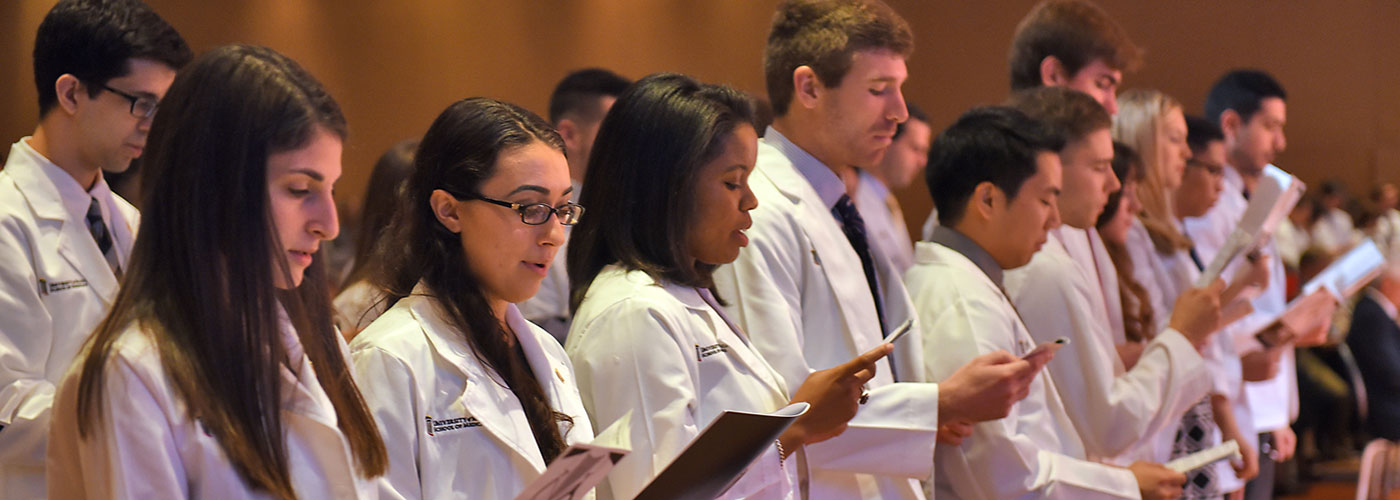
[88,81,159,119]
[466,194,585,226]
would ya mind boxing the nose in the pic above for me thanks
[740,182,759,212]
[1101,93,1118,116]
[1047,201,1062,229]
[310,197,340,241]
[1106,168,1122,194]
[542,212,567,247]
[1275,131,1287,154]
[889,88,909,124]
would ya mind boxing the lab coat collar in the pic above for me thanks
[276,305,339,429]
[762,126,845,210]
[927,226,1003,288]
[5,138,123,302]
[657,275,791,400]
[405,283,568,472]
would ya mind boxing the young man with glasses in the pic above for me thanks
[0,1,189,495]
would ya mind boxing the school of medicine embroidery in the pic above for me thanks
[695,343,731,362]
[37,278,88,295]
[425,415,481,436]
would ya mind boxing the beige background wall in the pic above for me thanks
[3,1,1397,239]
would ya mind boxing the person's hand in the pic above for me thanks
[1128,461,1186,500]
[1116,341,1146,369]
[1170,279,1225,348]
[936,351,1035,424]
[1231,436,1260,481]
[1223,254,1271,304]
[935,421,974,446]
[782,343,891,449]
[1241,334,1288,382]
[1273,426,1297,461]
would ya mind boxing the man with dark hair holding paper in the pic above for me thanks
[1184,69,1305,500]
[1003,87,1222,467]
[909,105,1187,500]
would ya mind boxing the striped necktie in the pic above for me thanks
[85,197,122,278]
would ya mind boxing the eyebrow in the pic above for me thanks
[288,168,324,182]
[507,184,551,196]
[724,164,747,173]
[1048,187,1062,196]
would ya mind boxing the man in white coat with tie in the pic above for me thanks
[714,1,1038,498]
[1002,87,1223,466]
[908,105,1189,500]
[0,1,189,496]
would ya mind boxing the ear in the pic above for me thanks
[1219,110,1243,142]
[54,74,83,116]
[971,181,1000,221]
[555,118,580,151]
[1038,56,1069,86]
[792,65,822,110]
[429,189,463,233]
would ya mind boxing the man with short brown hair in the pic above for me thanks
[1008,0,1141,115]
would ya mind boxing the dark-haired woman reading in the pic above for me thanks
[47,45,387,499]
[565,73,888,500]
[349,98,593,499]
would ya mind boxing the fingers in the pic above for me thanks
[838,343,893,378]
[1206,277,1228,295]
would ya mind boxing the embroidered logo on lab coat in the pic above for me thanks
[425,414,481,436]
[38,278,88,295]
[694,343,731,362]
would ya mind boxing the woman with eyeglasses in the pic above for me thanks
[46,45,387,499]
[349,98,593,499]
[565,73,888,500]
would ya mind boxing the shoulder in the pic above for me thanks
[349,298,432,362]
[572,270,690,344]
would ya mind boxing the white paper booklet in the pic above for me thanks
[1195,165,1305,288]
[1166,440,1242,473]
[514,411,633,500]
[1247,240,1387,340]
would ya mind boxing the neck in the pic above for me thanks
[568,160,587,186]
[1227,152,1264,194]
[30,120,101,190]
[490,299,515,347]
[772,116,854,191]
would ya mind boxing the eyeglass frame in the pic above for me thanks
[86,80,159,119]
[453,191,585,226]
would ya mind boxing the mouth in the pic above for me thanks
[287,249,315,267]
[522,260,549,277]
[126,144,144,157]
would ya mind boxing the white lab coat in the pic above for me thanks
[713,128,938,500]
[1005,226,1211,464]
[906,240,1140,499]
[854,170,914,273]
[567,265,795,500]
[1183,165,1296,435]
[334,279,389,336]
[46,311,377,499]
[350,286,594,500]
[0,138,137,498]
[1310,207,1356,253]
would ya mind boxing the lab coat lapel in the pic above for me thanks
[669,283,790,401]
[7,154,120,303]
[408,292,546,472]
[507,304,587,446]
[276,316,362,499]
[756,151,880,348]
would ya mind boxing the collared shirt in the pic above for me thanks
[928,225,1002,287]
[764,127,844,211]
[18,138,129,266]
[1368,288,1399,322]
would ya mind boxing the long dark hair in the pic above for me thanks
[74,45,387,499]
[342,138,418,289]
[374,97,573,462]
[1098,141,1156,343]
[567,73,755,313]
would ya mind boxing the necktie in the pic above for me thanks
[832,194,888,335]
[85,197,122,278]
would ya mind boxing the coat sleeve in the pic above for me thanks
[1008,255,1209,460]
[0,215,58,467]
[921,293,1140,499]
[52,352,188,499]
[350,347,422,500]
[566,299,790,500]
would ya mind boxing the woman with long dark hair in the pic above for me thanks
[566,73,887,500]
[334,138,418,337]
[47,45,387,499]
[350,97,592,499]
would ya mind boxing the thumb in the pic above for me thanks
[1206,277,1227,295]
